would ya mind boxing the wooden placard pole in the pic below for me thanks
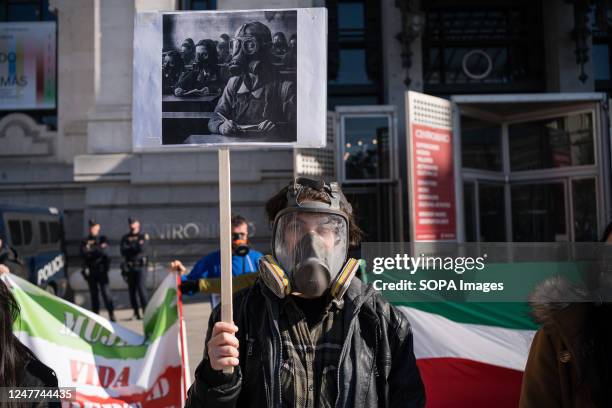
[218,147,234,374]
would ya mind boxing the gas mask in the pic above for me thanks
[232,232,250,257]
[259,178,359,300]
[228,22,271,77]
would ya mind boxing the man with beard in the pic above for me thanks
[162,50,184,95]
[181,38,195,66]
[208,22,296,138]
[185,178,425,407]
[175,39,221,97]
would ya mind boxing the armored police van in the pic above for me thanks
[0,205,71,298]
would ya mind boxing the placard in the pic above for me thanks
[133,8,327,149]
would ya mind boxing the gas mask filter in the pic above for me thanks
[259,178,359,300]
[232,232,250,257]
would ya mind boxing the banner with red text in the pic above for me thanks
[2,273,189,408]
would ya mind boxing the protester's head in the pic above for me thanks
[229,21,272,76]
[601,221,612,242]
[231,215,250,256]
[0,278,27,386]
[128,218,140,234]
[88,219,100,236]
[288,33,297,49]
[264,178,362,298]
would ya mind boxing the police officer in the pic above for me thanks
[81,219,115,322]
[120,217,149,320]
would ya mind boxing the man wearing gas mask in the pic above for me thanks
[175,39,221,97]
[185,178,425,408]
[207,21,296,137]
[175,215,263,308]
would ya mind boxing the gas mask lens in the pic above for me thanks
[230,36,259,56]
[273,211,348,297]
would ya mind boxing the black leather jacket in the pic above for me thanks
[185,278,425,408]
[19,343,60,408]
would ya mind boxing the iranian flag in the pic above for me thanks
[2,273,190,408]
[397,302,537,407]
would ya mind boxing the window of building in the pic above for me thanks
[422,1,544,95]
[341,115,392,181]
[327,0,383,108]
[508,113,594,171]
[178,0,216,10]
[0,0,57,129]
[511,182,566,242]
[461,116,502,171]
[591,7,612,92]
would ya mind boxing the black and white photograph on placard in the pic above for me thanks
[161,10,297,145]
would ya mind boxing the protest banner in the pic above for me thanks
[2,273,189,407]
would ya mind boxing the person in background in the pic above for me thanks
[162,50,185,95]
[217,33,232,64]
[283,33,297,70]
[180,38,196,67]
[217,33,232,83]
[271,31,288,62]
[185,178,425,408]
[175,39,221,97]
[81,219,115,322]
[174,214,263,309]
[0,272,60,407]
[519,222,612,407]
[0,234,24,277]
[120,217,149,320]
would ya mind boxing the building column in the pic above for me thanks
[85,0,135,154]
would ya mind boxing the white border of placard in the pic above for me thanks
[132,8,327,151]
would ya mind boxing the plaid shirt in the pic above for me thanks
[279,295,346,408]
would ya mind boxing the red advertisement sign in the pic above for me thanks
[410,123,456,241]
